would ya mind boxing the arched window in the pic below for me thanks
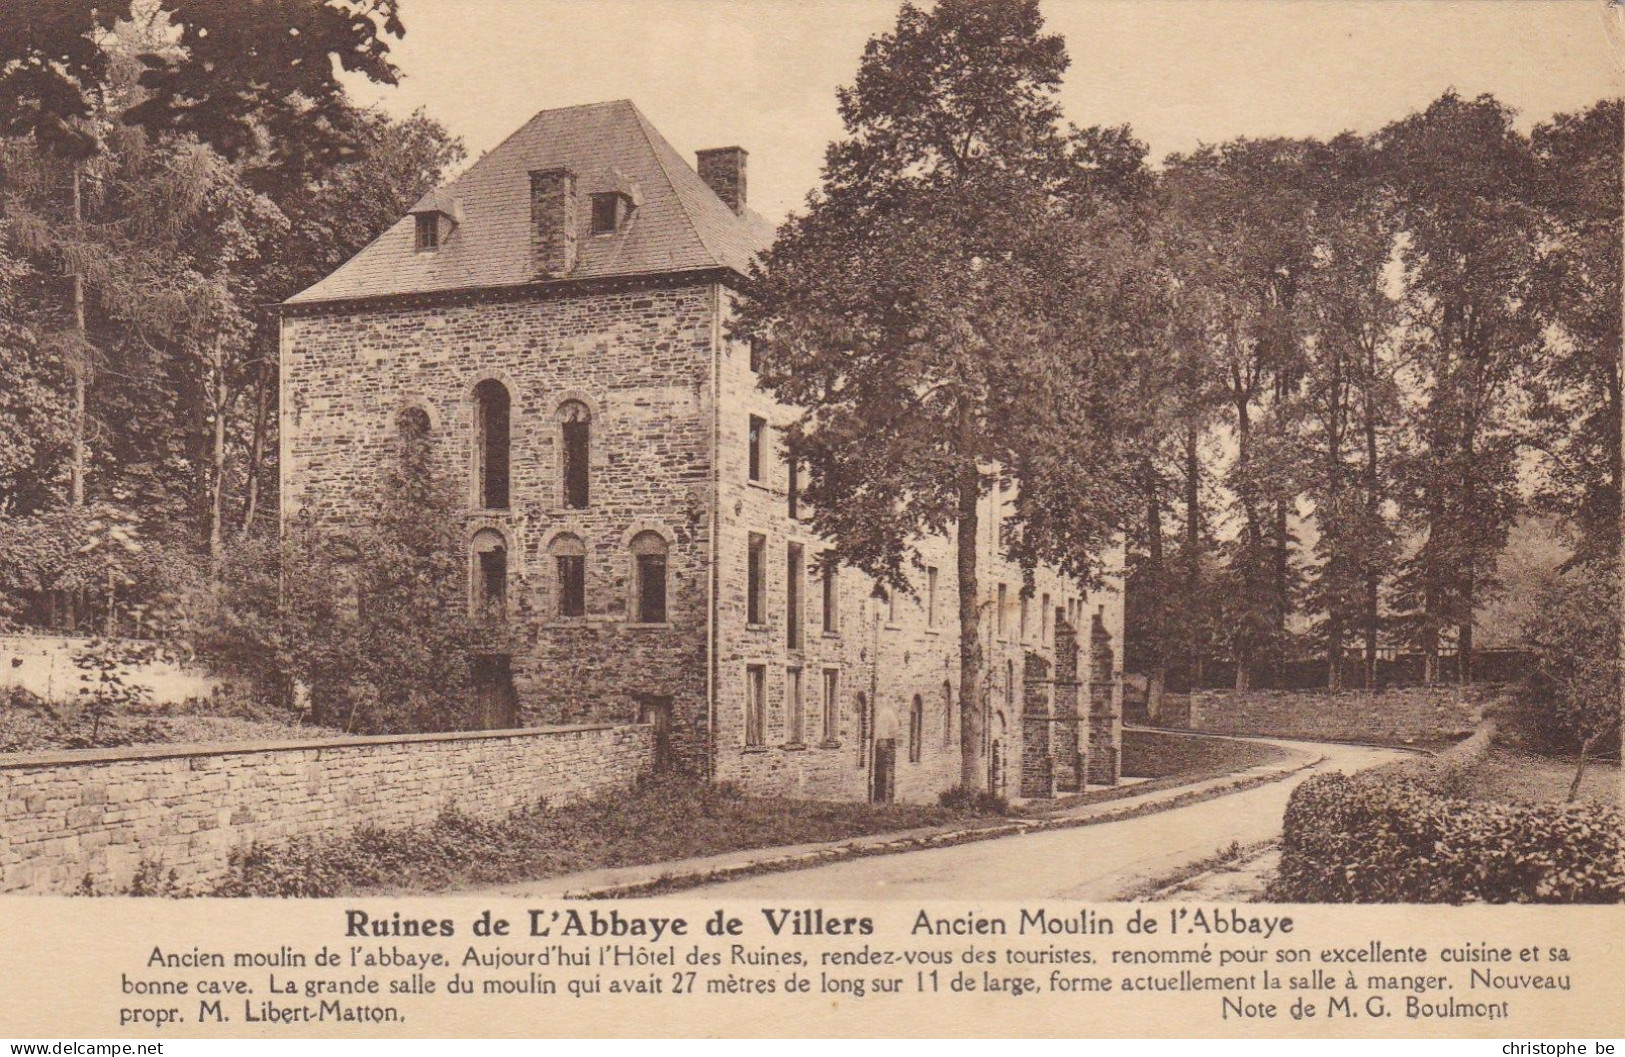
[473,380,510,510]
[471,529,507,621]
[908,694,924,763]
[549,533,586,617]
[559,400,591,509]
[629,531,668,623]
[942,680,954,747]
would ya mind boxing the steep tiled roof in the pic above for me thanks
[286,100,775,306]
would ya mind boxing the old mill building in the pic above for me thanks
[280,100,1124,803]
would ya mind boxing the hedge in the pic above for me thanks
[1270,770,1625,904]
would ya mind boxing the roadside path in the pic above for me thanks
[675,739,1405,900]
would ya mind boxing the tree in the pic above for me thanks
[1379,92,1539,682]
[205,427,487,733]
[1526,99,1622,566]
[734,0,1139,789]
[1161,140,1315,688]
[123,0,404,188]
[0,4,459,633]
[0,2,130,511]
[1299,133,1403,688]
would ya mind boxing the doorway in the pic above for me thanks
[470,654,519,729]
[871,738,896,803]
[637,695,675,773]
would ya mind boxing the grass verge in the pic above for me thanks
[1122,728,1291,781]
[208,776,995,897]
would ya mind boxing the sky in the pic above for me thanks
[350,0,1624,222]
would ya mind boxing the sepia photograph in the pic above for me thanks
[0,0,1621,1037]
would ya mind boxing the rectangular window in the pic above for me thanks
[748,339,761,374]
[822,669,839,744]
[822,558,838,634]
[887,584,899,625]
[1021,595,1029,642]
[748,415,765,481]
[414,213,438,252]
[636,554,667,623]
[786,667,804,745]
[562,420,590,509]
[747,533,766,626]
[1041,593,1051,644]
[557,555,585,617]
[926,567,938,628]
[745,665,766,748]
[786,543,803,649]
[997,583,1008,638]
[590,193,618,234]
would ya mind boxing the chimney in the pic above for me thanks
[696,147,748,214]
[529,168,578,277]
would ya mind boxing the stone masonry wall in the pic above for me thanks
[282,283,717,769]
[711,295,1096,803]
[0,723,650,894]
[1183,685,1498,744]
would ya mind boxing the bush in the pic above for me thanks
[1518,561,1622,798]
[1269,770,1625,904]
[937,783,1012,816]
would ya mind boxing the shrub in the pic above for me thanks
[1270,770,1625,904]
[938,783,1011,816]
[1519,561,1622,799]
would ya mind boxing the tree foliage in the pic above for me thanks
[734,0,1147,787]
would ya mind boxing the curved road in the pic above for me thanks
[683,737,1408,900]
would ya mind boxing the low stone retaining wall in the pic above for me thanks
[0,723,651,894]
[1179,685,1497,744]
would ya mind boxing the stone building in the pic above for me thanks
[280,100,1123,803]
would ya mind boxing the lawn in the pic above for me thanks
[208,775,991,897]
[1452,746,1620,808]
[0,692,341,755]
[1121,728,1291,781]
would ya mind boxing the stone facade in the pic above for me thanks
[280,101,1126,804]
[0,724,649,894]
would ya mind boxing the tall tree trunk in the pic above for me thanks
[207,335,230,568]
[956,403,985,789]
[69,162,87,509]
[1326,354,1345,691]
[1363,342,1381,689]
[1183,423,1203,689]
[62,161,90,632]
[1143,458,1168,715]
[240,362,272,538]
[1422,558,1440,685]
[1458,567,1475,684]
[1234,394,1261,693]
[1273,496,1290,686]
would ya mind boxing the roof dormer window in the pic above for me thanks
[591,192,621,235]
[408,188,463,255]
[415,213,440,252]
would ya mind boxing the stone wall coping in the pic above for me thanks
[0,722,644,771]
[1190,684,1503,696]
